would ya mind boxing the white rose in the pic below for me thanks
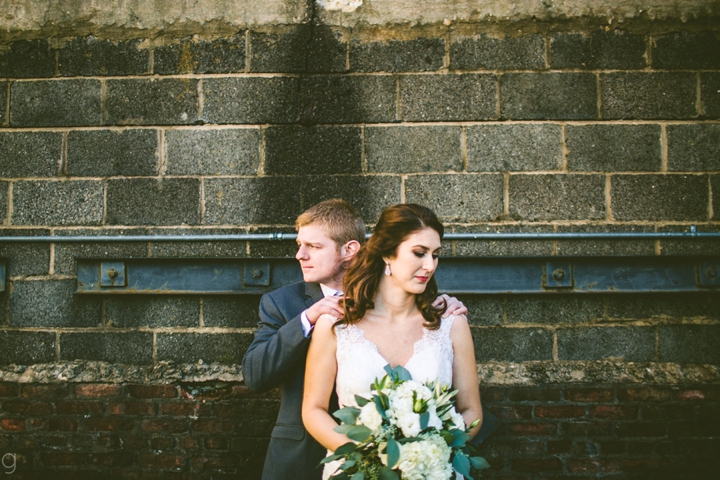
[395,411,421,438]
[396,434,452,480]
[358,401,383,433]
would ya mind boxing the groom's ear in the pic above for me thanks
[341,240,361,261]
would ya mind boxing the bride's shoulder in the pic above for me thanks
[444,313,470,336]
[315,314,341,332]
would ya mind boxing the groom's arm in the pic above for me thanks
[242,292,311,393]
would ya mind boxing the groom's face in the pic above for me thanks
[295,223,345,287]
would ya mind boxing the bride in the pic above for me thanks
[302,203,483,478]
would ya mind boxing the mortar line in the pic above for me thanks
[101,79,107,125]
[101,299,107,328]
[346,38,351,71]
[708,176,714,221]
[444,26,451,70]
[503,173,510,216]
[400,175,406,203]
[696,72,703,117]
[460,126,468,172]
[646,35,654,68]
[544,33,551,69]
[152,331,157,364]
[60,131,68,176]
[660,124,668,172]
[596,73,602,120]
[561,123,568,172]
[200,177,206,224]
[245,30,252,73]
[148,46,155,74]
[654,326,660,362]
[48,242,55,275]
[56,331,61,362]
[553,331,559,362]
[361,125,367,173]
[258,126,266,176]
[6,182,13,226]
[159,129,167,177]
[199,298,204,327]
[495,73,502,119]
[605,174,612,221]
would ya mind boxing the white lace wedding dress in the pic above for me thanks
[322,315,457,480]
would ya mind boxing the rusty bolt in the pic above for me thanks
[552,269,565,281]
[707,266,718,279]
[107,269,119,279]
[251,268,263,279]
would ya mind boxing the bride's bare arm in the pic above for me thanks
[302,315,350,451]
[450,315,483,438]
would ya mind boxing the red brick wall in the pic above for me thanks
[1,382,718,478]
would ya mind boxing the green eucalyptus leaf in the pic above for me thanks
[335,442,358,455]
[453,453,472,477]
[340,460,356,470]
[347,425,373,442]
[470,456,491,470]
[379,467,399,480]
[419,411,430,430]
[334,407,361,425]
[374,395,389,418]
[320,454,343,464]
[354,394,370,407]
[386,437,400,469]
[350,473,365,480]
[334,424,354,434]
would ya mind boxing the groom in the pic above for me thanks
[242,199,468,480]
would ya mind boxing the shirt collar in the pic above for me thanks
[320,284,342,298]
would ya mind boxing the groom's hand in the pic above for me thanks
[435,294,468,318]
[306,296,344,325]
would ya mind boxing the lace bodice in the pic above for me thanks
[333,315,456,408]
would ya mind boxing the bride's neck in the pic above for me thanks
[371,278,418,321]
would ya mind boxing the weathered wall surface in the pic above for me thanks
[1,0,719,478]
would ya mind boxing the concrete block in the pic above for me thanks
[11,79,102,127]
[401,74,497,121]
[667,124,720,172]
[265,126,361,175]
[555,224,656,256]
[453,224,555,257]
[60,332,153,364]
[0,81,6,125]
[9,279,101,328]
[148,227,248,259]
[106,78,199,126]
[405,174,504,222]
[658,325,720,364]
[247,227,300,257]
[566,124,662,172]
[506,295,605,325]
[250,26,346,73]
[652,32,720,70]
[365,126,462,173]
[67,130,159,176]
[299,75,396,123]
[600,73,697,120]
[454,295,504,326]
[611,174,708,221]
[0,331,56,365]
[52,228,150,276]
[106,178,201,226]
[658,224,720,256]
[0,40,55,78]
[557,327,655,361]
[701,73,720,119]
[12,180,104,226]
[156,333,253,364]
[202,296,261,328]
[204,177,304,225]
[509,174,606,221]
[606,293,719,321]
[466,124,562,172]
[0,132,62,177]
[58,36,149,76]
[166,128,261,175]
[551,30,646,69]
[202,77,299,124]
[0,229,52,277]
[105,297,200,328]
[351,37,444,72]
[451,34,545,70]
[473,327,553,362]
[300,175,402,224]
[155,34,245,74]
[501,73,597,120]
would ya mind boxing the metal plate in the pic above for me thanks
[544,261,573,289]
[101,261,127,287]
[698,262,720,287]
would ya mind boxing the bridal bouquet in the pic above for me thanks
[322,365,489,480]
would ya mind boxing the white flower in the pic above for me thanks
[358,401,383,433]
[395,410,422,437]
[396,433,453,480]
[441,406,466,431]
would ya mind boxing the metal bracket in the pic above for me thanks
[544,261,573,289]
[0,259,5,292]
[698,262,720,287]
[244,261,271,286]
[101,261,127,287]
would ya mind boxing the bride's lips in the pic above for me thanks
[416,276,429,283]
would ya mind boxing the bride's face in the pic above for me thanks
[383,227,441,294]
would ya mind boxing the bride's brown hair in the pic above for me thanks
[339,204,447,330]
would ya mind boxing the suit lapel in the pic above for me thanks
[304,282,323,307]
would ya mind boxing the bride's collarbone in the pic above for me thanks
[355,313,427,365]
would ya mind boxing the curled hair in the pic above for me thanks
[339,204,446,330]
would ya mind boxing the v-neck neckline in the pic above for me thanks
[350,324,428,369]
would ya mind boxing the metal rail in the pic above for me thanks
[0,228,718,243]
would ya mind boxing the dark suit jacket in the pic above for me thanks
[242,281,335,480]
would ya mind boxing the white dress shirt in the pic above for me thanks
[300,284,341,337]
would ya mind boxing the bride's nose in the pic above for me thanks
[422,255,435,272]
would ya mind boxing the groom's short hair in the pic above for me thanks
[296,199,366,247]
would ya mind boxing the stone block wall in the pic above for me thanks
[1,2,719,477]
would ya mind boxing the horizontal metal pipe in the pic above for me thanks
[0,230,718,243]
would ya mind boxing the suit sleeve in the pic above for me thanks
[242,292,311,393]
